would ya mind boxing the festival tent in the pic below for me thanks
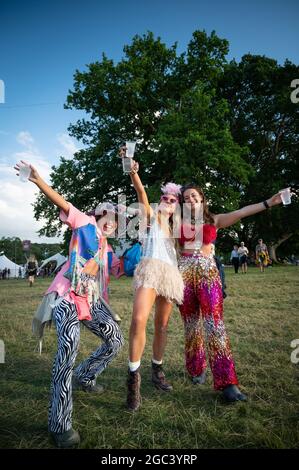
[38,253,67,275]
[0,254,24,278]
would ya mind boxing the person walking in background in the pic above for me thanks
[26,255,38,286]
[255,239,270,273]
[238,242,249,273]
[230,244,240,274]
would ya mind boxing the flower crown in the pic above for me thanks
[161,182,182,197]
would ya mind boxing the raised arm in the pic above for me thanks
[214,193,283,229]
[14,161,69,214]
[119,147,153,218]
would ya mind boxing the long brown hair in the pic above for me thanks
[180,183,215,225]
[157,198,182,255]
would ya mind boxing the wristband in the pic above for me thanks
[263,200,270,209]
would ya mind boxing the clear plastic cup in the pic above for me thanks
[279,187,291,206]
[122,141,136,174]
[122,157,133,174]
[125,141,136,158]
[19,162,31,182]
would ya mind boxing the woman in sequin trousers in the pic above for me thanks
[178,183,283,402]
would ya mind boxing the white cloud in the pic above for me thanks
[57,133,80,159]
[0,131,63,244]
[17,131,36,149]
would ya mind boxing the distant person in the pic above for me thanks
[18,267,22,277]
[230,244,239,274]
[238,242,249,273]
[26,254,38,286]
[255,239,270,273]
[7,268,11,279]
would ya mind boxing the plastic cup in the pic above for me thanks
[122,157,133,174]
[121,141,136,174]
[279,187,291,206]
[19,162,31,182]
[125,141,136,158]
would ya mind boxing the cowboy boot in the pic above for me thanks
[127,368,141,411]
[151,362,173,392]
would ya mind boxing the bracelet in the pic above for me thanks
[129,168,138,175]
[263,200,270,209]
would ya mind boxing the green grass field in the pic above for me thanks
[0,266,298,449]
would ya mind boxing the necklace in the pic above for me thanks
[189,216,204,257]
[190,216,204,225]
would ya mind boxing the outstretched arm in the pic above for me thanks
[14,161,69,214]
[214,193,283,229]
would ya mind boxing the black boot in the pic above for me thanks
[72,375,104,393]
[222,384,247,402]
[127,368,141,411]
[191,370,206,385]
[50,428,80,448]
[151,362,173,392]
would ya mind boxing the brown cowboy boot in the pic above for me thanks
[127,368,141,411]
[151,362,173,392]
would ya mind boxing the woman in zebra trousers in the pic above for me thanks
[15,161,124,448]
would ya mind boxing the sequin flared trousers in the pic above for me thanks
[178,254,238,390]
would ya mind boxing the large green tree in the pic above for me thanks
[220,55,299,260]
[33,31,250,243]
[33,32,298,260]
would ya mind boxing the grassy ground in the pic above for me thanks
[0,266,298,449]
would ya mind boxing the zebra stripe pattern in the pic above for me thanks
[48,299,124,434]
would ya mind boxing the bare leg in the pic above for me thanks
[152,296,173,361]
[129,287,157,362]
[127,287,156,411]
[151,296,174,392]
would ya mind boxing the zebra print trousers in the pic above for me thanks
[48,298,124,433]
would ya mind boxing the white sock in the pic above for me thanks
[152,358,163,365]
[128,360,141,372]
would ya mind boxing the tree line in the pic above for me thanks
[0,237,62,265]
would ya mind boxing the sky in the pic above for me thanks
[0,0,298,243]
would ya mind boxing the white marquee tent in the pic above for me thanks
[38,253,67,274]
[0,254,24,278]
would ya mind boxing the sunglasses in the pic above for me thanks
[161,195,178,204]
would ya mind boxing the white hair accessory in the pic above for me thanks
[94,202,118,216]
[161,182,182,197]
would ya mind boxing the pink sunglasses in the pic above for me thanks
[161,195,178,204]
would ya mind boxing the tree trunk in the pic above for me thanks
[268,234,293,262]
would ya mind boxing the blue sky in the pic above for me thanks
[0,0,298,243]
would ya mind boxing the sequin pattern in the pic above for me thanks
[178,253,238,390]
